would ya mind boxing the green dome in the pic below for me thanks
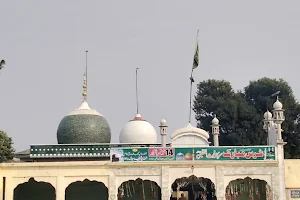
[57,101,111,144]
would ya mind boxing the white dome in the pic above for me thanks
[212,116,219,125]
[160,119,167,127]
[264,110,272,119]
[67,101,102,116]
[273,99,283,110]
[171,123,210,140]
[119,114,157,144]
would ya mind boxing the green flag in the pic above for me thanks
[192,42,199,70]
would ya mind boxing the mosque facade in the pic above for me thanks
[0,74,291,200]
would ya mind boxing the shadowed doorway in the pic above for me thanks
[225,177,272,200]
[14,178,55,200]
[170,175,216,200]
[65,179,108,200]
[118,178,161,200]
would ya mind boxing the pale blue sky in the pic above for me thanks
[1,1,300,151]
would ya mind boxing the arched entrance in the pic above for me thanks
[170,175,216,200]
[14,177,55,200]
[65,179,108,200]
[118,178,161,200]
[225,177,272,200]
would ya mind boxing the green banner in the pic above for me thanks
[110,146,276,162]
[193,146,276,161]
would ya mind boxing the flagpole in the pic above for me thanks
[136,68,140,114]
[189,30,199,124]
[85,50,88,101]
[189,70,194,123]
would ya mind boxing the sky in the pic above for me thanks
[0,1,300,151]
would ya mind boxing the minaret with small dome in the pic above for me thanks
[211,115,220,146]
[57,73,111,144]
[159,119,168,147]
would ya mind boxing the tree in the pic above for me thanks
[193,79,264,146]
[0,130,15,162]
[193,77,300,158]
[244,78,300,158]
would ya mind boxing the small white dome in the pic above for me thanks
[273,98,283,110]
[67,101,102,116]
[171,123,210,140]
[212,116,219,125]
[264,110,272,119]
[160,119,167,126]
[119,114,157,144]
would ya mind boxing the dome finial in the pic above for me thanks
[212,114,219,125]
[273,96,283,110]
[82,50,88,101]
[135,68,140,114]
[82,73,87,101]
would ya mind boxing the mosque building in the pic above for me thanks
[0,71,296,200]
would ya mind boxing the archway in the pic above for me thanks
[65,179,108,200]
[118,178,161,200]
[14,177,55,200]
[170,175,216,200]
[225,177,272,200]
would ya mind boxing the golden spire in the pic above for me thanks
[82,73,87,101]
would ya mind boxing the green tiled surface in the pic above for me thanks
[30,144,110,158]
[29,143,169,158]
[57,115,111,144]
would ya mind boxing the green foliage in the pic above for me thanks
[0,130,15,162]
[193,77,300,158]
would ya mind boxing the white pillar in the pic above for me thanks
[272,97,286,200]
[56,176,65,200]
[213,133,219,147]
[211,115,220,146]
[277,142,286,200]
[109,171,117,200]
[4,177,13,200]
[159,119,168,148]
[276,123,286,200]
[161,166,170,200]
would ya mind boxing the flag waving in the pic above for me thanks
[192,42,199,70]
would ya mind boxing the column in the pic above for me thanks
[215,166,224,200]
[4,177,13,200]
[161,166,170,200]
[109,173,117,200]
[277,143,286,200]
[56,176,65,200]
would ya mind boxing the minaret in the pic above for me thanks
[272,97,285,141]
[211,115,220,146]
[159,119,168,147]
[272,96,286,200]
[263,110,276,145]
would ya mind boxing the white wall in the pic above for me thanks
[172,135,209,147]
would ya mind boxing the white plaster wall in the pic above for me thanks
[116,176,160,188]
[110,166,162,200]
[172,135,209,147]
[169,166,216,186]
[216,166,279,200]
[1,161,111,200]
[0,161,281,200]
